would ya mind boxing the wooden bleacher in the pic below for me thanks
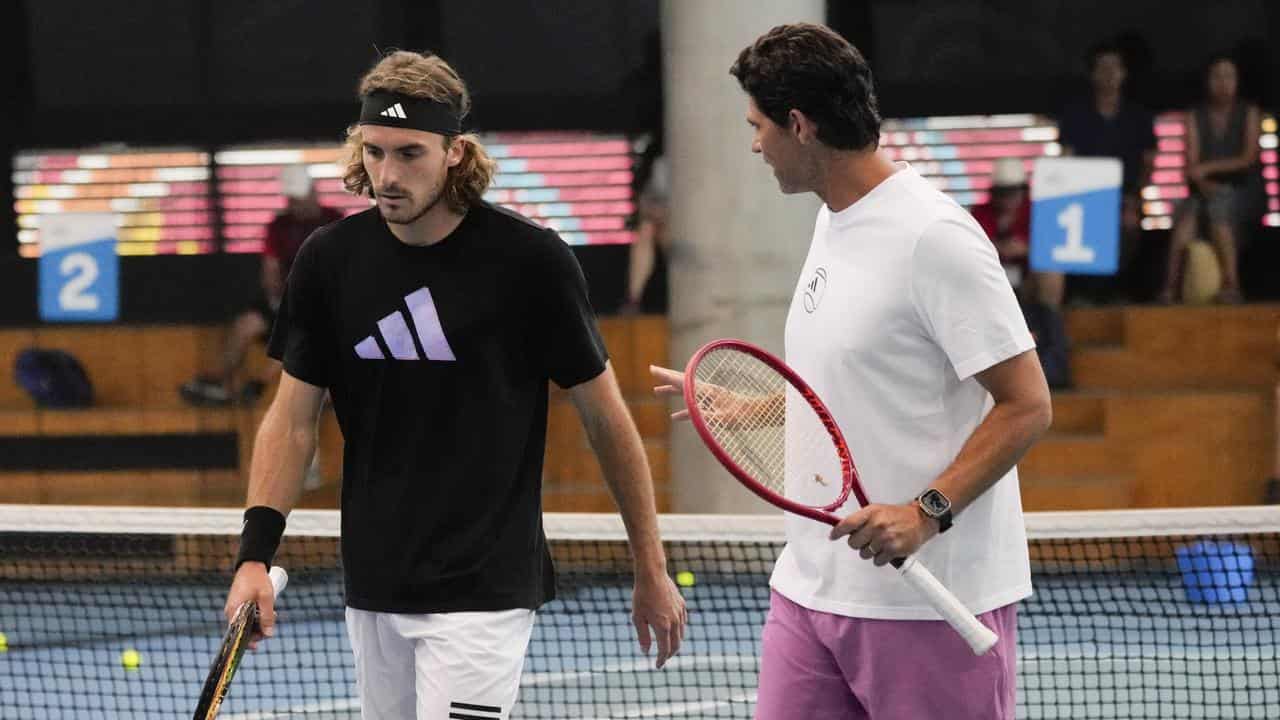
[0,316,672,512]
[1,307,1275,512]
[1022,304,1278,510]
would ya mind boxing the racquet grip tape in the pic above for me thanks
[896,556,998,655]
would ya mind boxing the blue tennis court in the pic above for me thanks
[3,507,1279,718]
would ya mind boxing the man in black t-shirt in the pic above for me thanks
[223,51,686,719]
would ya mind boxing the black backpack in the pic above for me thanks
[14,349,94,408]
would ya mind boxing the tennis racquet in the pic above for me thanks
[193,566,289,719]
[682,339,998,655]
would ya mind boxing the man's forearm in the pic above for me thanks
[928,399,1050,515]
[246,402,316,514]
[583,406,668,575]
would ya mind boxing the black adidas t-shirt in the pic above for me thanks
[268,204,608,613]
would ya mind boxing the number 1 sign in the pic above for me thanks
[1029,157,1122,275]
[38,213,119,322]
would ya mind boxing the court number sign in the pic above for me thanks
[1029,157,1122,275]
[39,213,119,322]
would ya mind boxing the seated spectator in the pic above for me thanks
[971,158,1064,309]
[181,165,341,405]
[1058,41,1157,194]
[972,158,1071,388]
[1158,55,1261,304]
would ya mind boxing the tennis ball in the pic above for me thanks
[120,648,141,669]
[0,631,8,652]
[675,570,696,587]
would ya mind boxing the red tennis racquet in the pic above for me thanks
[683,339,998,655]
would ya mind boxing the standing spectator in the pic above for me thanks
[1158,55,1261,304]
[181,166,342,405]
[1058,41,1157,306]
[621,154,670,314]
[1058,42,1158,193]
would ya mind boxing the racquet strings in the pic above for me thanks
[691,347,844,507]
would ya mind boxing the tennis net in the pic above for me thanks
[1,504,1277,718]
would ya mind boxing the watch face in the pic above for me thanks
[920,490,950,514]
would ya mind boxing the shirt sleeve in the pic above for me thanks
[530,232,609,388]
[910,217,1036,381]
[266,237,334,388]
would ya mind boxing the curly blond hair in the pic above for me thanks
[342,51,496,213]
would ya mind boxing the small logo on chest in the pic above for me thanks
[802,267,828,313]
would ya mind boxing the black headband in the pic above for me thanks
[358,91,463,136]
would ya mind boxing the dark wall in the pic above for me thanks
[13,0,1280,146]
[17,0,661,148]
[834,0,1276,117]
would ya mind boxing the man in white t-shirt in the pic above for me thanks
[651,23,1051,719]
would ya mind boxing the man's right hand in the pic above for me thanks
[224,562,277,650]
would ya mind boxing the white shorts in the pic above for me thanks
[345,606,536,720]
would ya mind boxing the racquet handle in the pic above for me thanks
[895,556,998,655]
[268,566,289,599]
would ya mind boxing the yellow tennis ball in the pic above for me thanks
[0,631,8,652]
[675,570,696,587]
[120,649,141,669]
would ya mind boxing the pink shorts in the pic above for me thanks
[755,590,1018,719]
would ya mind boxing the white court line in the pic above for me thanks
[222,697,359,720]
[523,653,757,685]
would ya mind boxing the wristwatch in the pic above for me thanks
[915,488,953,533]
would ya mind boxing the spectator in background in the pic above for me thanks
[1058,42,1157,307]
[1071,190,1147,305]
[971,159,1071,388]
[1058,42,1157,194]
[1158,55,1261,305]
[971,158,1064,309]
[620,154,670,314]
[180,165,341,405]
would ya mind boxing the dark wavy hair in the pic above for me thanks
[730,23,880,151]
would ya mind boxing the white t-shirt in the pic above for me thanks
[770,162,1035,620]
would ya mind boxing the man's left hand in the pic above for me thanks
[631,569,687,669]
[829,503,938,566]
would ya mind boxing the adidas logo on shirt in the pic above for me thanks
[379,103,407,119]
[354,287,456,361]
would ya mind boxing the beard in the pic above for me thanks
[375,176,448,225]
[770,153,818,195]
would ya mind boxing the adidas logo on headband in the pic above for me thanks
[358,91,462,135]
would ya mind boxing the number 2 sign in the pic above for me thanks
[1029,157,1122,276]
[38,213,119,322]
